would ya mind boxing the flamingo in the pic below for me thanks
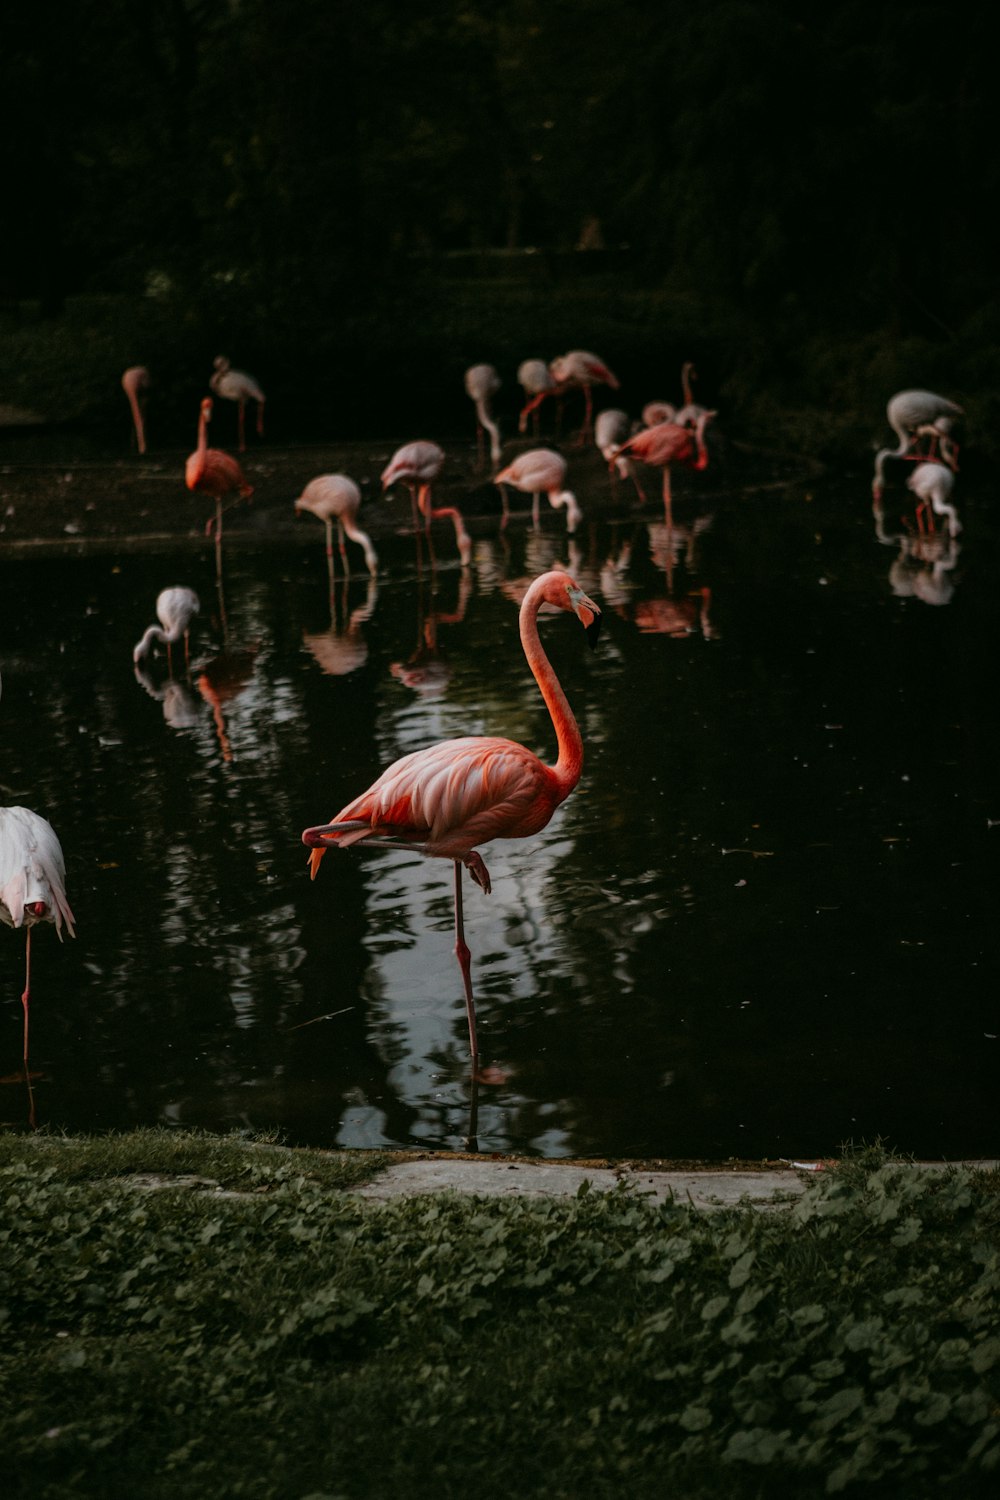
[185,397,254,544]
[133,586,200,669]
[464,364,502,467]
[906,461,961,537]
[549,350,620,442]
[672,361,710,429]
[209,356,266,451]
[613,409,715,525]
[301,570,601,1064]
[494,448,582,533]
[381,441,471,565]
[642,400,677,428]
[885,389,963,455]
[517,358,559,435]
[294,474,378,579]
[121,366,150,455]
[595,408,646,502]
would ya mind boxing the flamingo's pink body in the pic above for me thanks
[494,448,582,532]
[121,366,150,455]
[549,349,619,440]
[186,398,253,539]
[295,474,378,576]
[302,570,601,1061]
[615,409,715,522]
[382,441,471,564]
[210,356,265,451]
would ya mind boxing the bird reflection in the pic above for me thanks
[390,564,472,698]
[196,647,260,761]
[875,509,962,606]
[603,520,718,638]
[302,576,379,677]
[133,663,202,728]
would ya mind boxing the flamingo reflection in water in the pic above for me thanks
[302,571,601,1069]
[874,508,962,608]
[133,665,202,729]
[196,647,260,763]
[390,566,472,698]
[303,577,379,678]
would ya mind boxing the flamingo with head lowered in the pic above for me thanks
[302,570,601,1067]
[186,398,254,545]
[464,364,502,468]
[121,366,150,455]
[133,586,200,670]
[294,474,378,579]
[382,441,471,565]
[494,448,582,533]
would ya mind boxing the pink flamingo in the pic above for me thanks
[121,366,150,455]
[133,586,200,670]
[614,409,715,526]
[549,350,620,441]
[381,441,471,565]
[494,448,582,532]
[302,570,601,1064]
[185,397,254,544]
[209,356,266,452]
[294,474,378,579]
[464,364,502,467]
[517,358,559,435]
[1,804,75,1069]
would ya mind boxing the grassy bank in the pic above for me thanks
[1,1132,997,1498]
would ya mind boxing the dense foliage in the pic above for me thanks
[1,1134,998,1497]
[4,3,1000,454]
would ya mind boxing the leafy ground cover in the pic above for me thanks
[1,1133,997,1498]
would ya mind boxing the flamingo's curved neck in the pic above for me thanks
[520,578,584,801]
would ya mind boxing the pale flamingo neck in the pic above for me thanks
[521,577,583,799]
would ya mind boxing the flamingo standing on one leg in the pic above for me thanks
[133,586,201,671]
[494,448,582,532]
[294,474,378,582]
[613,409,715,527]
[549,350,620,443]
[209,356,266,452]
[121,366,150,455]
[301,570,601,1065]
[517,358,559,435]
[186,397,254,546]
[381,441,471,564]
[464,364,502,468]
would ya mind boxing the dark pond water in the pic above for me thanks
[1,452,997,1157]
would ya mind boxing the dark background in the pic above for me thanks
[3,0,998,457]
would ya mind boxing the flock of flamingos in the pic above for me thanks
[1,347,965,1095]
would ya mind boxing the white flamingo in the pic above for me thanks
[209,356,266,451]
[464,364,502,467]
[133,587,201,669]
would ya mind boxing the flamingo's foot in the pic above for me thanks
[464,851,492,895]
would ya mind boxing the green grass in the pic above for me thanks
[1,1134,998,1498]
